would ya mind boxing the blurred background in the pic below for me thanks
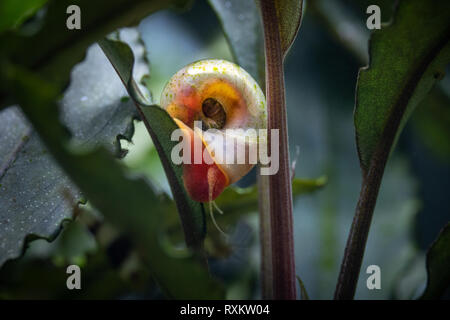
[0,0,449,299]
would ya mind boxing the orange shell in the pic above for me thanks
[161,59,267,202]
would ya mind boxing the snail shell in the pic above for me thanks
[161,59,267,202]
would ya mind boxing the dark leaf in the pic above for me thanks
[1,62,223,299]
[335,0,450,299]
[208,0,265,84]
[0,106,81,266]
[310,0,450,165]
[355,0,450,173]
[308,0,369,63]
[421,223,450,299]
[0,0,190,98]
[0,29,144,266]
[98,38,206,250]
[411,85,450,162]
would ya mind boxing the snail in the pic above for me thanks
[161,59,267,209]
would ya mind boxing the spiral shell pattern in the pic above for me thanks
[161,59,267,202]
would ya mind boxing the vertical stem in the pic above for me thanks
[334,164,385,299]
[260,0,296,300]
[258,169,273,299]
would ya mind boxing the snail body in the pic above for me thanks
[161,59,267,202]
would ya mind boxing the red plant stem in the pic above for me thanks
[258,171,273,299]
[260,0,296,300]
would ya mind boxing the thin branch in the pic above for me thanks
[333,173,384,299]
[258,169,273,299]
[260,0,296,300]
[334,18,450,300]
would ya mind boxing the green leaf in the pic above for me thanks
[208,177,326,238]
[0,0,48,33]
[0,249,130,299]
[1,62,223,299]
[411,85,450,162]
[310,0,450,166]
[337,1,450,299]
[98,38,206,250]
[355,0,450,173]
[310,0,450,164]
[215,177,326,222]
[0,29,144,266]
[296,275,309,300]
[165,177,326,243]
[274,0,303,57]
[208,0,265,84]
[50,219,97,266]
[0,218,148,299]
[420,223,450,299]
[0,0,190,98]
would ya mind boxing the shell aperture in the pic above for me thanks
[160,59,267,202]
